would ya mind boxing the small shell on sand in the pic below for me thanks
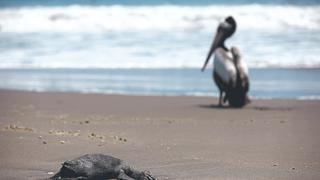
[79,120,90,125]
[88,133,105,142]
[3,124,35,132]
[113,135,127,142]
[49,130,80,136]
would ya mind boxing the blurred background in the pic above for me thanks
[0,0,320,99]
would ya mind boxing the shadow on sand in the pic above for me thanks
[196,104,239,109]
[197,104,292,111]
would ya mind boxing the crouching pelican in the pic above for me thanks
[201,16,250,107]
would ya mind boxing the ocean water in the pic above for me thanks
[1,68,320,100]
[0,0,320,99]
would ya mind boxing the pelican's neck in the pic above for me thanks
[221,44,228,51]
[218,39,228,52]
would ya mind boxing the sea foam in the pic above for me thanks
[0,5,319,33]
[0,5,320,69]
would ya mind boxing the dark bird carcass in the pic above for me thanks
[50,154,156,180]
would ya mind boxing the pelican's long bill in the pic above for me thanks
[201,22,230,71]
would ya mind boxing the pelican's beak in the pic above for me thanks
[201,22,229,71]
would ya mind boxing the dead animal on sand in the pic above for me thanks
[50,154,156,180]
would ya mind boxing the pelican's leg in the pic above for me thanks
[218,90,223,106]
[245,94,251,104]
[223,92,228,103]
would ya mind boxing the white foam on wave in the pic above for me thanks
[0,5,320,33]
[298,96,320,100]
[0,38,319,69]
[1,5,320,69]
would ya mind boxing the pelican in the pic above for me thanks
[201,16,250,107]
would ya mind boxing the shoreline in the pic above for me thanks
[1,68,320,100]
[1,88,320,101]
[0,90,320,179]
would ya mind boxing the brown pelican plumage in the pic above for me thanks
[201,16,250,107]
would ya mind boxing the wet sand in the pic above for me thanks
[0,90,320,180]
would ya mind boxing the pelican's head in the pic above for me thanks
[220,16,237,39]
[202,16,237,71]
[212,16,237,51]
[209,16,237,54]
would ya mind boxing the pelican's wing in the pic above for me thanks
[231,47,249,76]
[239,60,249,92]
[213,48,237,85]
[231,47,249,91]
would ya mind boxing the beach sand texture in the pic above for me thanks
[0,90,320,179]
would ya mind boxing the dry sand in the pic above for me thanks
[0,90,320,180]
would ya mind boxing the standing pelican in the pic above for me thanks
[201,16,250,107]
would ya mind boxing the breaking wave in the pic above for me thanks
[0,5,320,69]
[0,5,319,33]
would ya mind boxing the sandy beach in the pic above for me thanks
[0,90,320,179]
